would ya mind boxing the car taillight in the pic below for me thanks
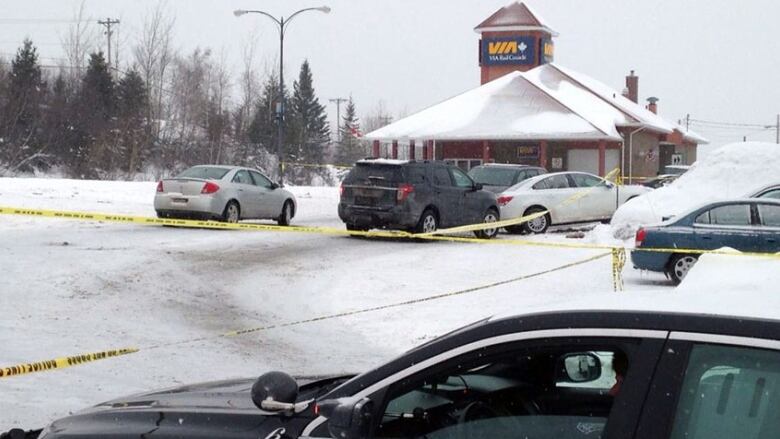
[497,195,514,207]
[339,184,344,196]
[397,184,414,202]
[201,182,220,194]
[156,181,164,193]
[635,228,647,247]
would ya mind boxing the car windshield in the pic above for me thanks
[468,166,518,186]
[175,166,231,180]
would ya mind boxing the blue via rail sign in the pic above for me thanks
[482,36,536,66]
[540,38,554,64]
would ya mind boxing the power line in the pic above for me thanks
[688,118,770,128]
[0,18,92,24]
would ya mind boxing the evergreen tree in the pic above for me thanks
[335,97,365,165]
[247,74,288,171]
[72,52,116,176]
[116,69,149,173]
[288,60,329,184]
[1,38,45,166]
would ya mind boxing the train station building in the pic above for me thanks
[365,2,707,182]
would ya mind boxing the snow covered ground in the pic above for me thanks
[0,176,774,428]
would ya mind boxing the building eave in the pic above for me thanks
[474,25,559,37]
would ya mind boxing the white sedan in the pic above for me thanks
[498,171,650,234]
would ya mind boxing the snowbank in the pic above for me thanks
[677,252,780,298]
[611,142,780,238]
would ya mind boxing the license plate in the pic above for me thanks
[172,198,188,204]
[355,196,373,206]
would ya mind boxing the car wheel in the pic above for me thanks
[505,225,526,235]
[277,200,293,226]
[668,254,699,285]
[474,208,499,239]
[222,201,240,223]
[522,207,550,234]
[415,209,438,234]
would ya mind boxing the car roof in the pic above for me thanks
[476,163,535,169]
[488,289,780,325]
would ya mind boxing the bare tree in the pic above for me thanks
[235,34,261,145]
[133,1,175,149]
[61,0,96,79]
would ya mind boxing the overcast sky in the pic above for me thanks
[2,0,779,151]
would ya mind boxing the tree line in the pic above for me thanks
[0,7,375,184]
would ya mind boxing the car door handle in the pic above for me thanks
[701,236,712,240]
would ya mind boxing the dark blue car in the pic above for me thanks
[632,199,780,284]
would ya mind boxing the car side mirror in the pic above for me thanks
[604,181,615,189]
[251,371,309,414]
[317,397,374,439]
[269,182,279,190]
[473,183,483,191]
[557,352,602,383]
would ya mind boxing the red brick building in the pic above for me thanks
[366,2,707,182]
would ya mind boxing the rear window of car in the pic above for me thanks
[468,166,518,186]
[176,166,231,180]
[759,188,780,200]
[697,204,752,226]
[344,164,405,185]
[534,175,570,190]
[758,204,780,227]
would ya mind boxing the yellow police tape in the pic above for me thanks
[0,252,612,379]
[0,348,138,378]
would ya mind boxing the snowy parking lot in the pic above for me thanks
[0,176,733,427]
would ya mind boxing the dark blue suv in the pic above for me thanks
[338,160,500,239]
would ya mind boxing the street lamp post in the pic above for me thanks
[234,6,331,184]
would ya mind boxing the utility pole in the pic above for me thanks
[329,97,348,141]
[685,113,690,131]
[97,18,120,73]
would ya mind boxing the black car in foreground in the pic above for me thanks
[12,300,780,439]
[338,159,500,238]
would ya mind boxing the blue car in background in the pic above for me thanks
[632,199,780,284]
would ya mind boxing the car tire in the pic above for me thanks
[415,209,438,234]
[505,225,526,235]
[222,201,240,223]
[277,200,293,226]
[474,208,499,239]
[668,254,699,285]
[522,207,550,234]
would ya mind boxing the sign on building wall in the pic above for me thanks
[551,157,563,169]
[482,37,536,66]
[517,145,540,160]
[540,38,554,64]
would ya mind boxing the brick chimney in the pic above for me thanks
[646,96,659,114]
[625,70,638,104]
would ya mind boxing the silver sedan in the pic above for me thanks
[154,165,297,225]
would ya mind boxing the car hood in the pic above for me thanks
[41,375,350,438]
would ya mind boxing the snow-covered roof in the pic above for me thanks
[366,70,619,142]
[550,64,675,134]
[366,63,700,143]
[673,123,710,145]
[475,2,559,37]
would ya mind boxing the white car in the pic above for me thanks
[498,171,650,234]
[154,165,297,225]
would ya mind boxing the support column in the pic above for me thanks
[540,140,548,169]
[409,140,416,160]
[598,140,606,177]
[425,140,433,160]
[482,140,490,162]
[372,140,380,158]
[391,140,398,159]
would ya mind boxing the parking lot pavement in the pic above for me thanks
[0,178,669,427]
